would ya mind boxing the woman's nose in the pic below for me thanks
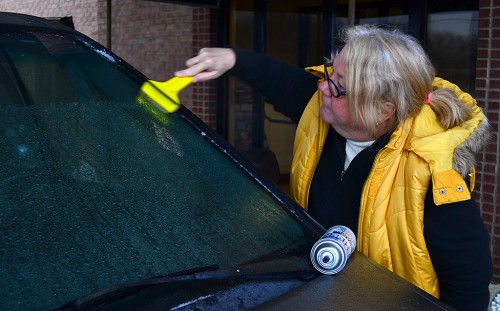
[318,79,331,96]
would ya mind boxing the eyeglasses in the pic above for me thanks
[323,62,347,98]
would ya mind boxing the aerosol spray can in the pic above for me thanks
[310,225,356,275]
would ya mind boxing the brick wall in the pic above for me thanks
[110,1,193,80]
[477,0,500,283]
[0,0,101,41]
[188,8,218,129]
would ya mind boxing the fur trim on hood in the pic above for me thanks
[454,116,491,178]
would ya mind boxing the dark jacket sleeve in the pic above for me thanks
[424,188,493,311]
[228,49,318,123]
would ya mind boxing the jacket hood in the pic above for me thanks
[411,78,490,180]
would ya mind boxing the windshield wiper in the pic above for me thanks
[56,256,318,311]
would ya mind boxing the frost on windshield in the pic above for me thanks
[0,30,309,311]
[153,122,184,157]
[0,100,307,310]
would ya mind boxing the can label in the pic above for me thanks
[310,225,356,274]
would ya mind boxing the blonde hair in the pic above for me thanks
[338,24,470,137]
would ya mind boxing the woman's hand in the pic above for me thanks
[174,48,236,83]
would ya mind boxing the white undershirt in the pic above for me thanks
[344,139,375,170]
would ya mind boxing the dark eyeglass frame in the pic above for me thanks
[323,62,347,98]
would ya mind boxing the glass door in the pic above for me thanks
[227,0,329,189]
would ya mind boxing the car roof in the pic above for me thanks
[0,11,75,32]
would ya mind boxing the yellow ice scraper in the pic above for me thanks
[140,76,193,113]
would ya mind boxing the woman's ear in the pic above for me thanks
[379,101,396,123]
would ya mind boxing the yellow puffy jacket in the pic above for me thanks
[290,68,488,297]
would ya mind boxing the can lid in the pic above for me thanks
[310,241,346,274]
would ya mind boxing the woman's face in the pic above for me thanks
[319,52,373,141]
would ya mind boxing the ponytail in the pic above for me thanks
[425,88,471,130]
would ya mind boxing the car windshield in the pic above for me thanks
[0,28,317,310]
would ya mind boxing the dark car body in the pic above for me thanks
[0,12,452,311]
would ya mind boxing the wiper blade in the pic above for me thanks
[55,264,219,311]
[56,256,317,310]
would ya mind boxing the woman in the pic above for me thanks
[175,25,492,310]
